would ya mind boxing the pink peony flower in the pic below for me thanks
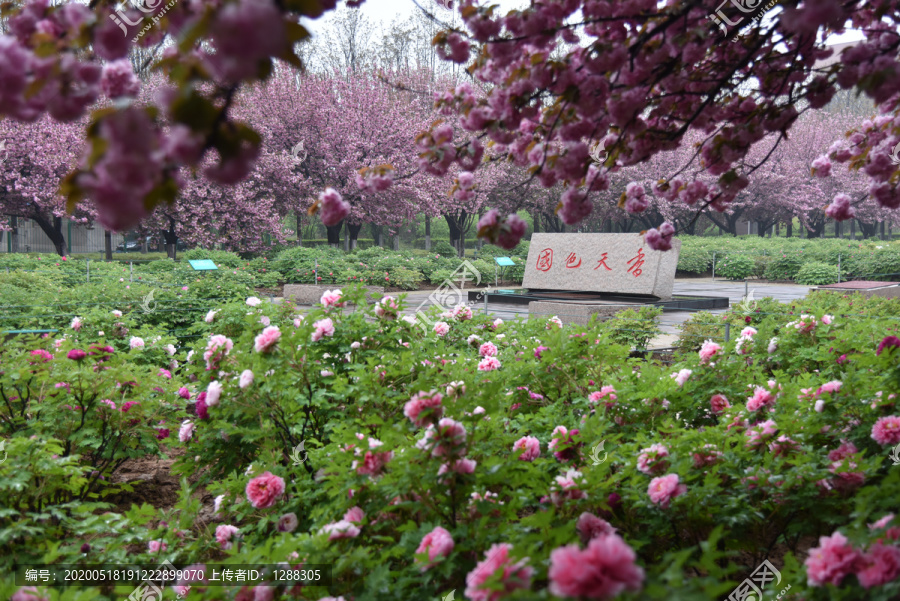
[817,380,842,395]
[206,380,222,407]
[129,336,145,349]
[320,289,345,309]
[478,356,501,371]
[637,444,670,475]
[321,520,360,540]
[746,386,776,412]
[576,512,617,544]
[877,336,900,356]
[71,316,83,331]
[67,349,87,361]
[698,339,722,363]
[548,426,582,463]
[276,513,298,533]
[710,394,730,414]
[148,539,168,553]
[534,345,549,359]
[512,436,540,461]
[356,450,393,476]
[239,369,254,388]
[178,386,191,400]
[415,526,455,571]
[821,314,834,325]
[548,534,645,598]
[343,506,365,523]
[438,458,477,476]
[246,296,262,307]
[178,420,194,442]
[215,524,240,550]
[588,385,618,407]
[11,587,49,601]
[254,325,281,353]
[479,342,498,357]
[869,514,895,531]
[245,471,285,509]
[671,369,692,386]
[404,390,444,427]
[872,416,900,445]
[647,474,686,508]
[203,334,234,369]
[745,419,778,448]
[856,543,900,588]
[804,531,861,586]
[311,318,335,342]
[465,543,533,601]
[433,321,450,336]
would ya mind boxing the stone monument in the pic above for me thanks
[522,233,681,300]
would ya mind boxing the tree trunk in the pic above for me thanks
[348,223,362,250]
[445,214,462,255]
[881,221,886,240]
[424,215,431,250]
[297,214,303,247]
[9,216,19,252]
[858,220,878,239]
[786,222,792,238]
[32,214,68,256]
[393,235,400,251]
[325,222,343,249]
[162,219,179,260]
[104,230,112,261]
[533,212,540,234]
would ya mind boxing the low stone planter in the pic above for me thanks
[283,284,385,305]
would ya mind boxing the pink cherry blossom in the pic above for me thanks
[318,188,350,226]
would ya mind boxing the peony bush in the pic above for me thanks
[1,285,900,601]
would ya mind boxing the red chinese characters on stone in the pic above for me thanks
[565,252,581,268]
[536,248,553,272]
[594,252,612,271]
[627,248,645,277]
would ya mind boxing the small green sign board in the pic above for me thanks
[494,257,516,266]
[188,260,218,271]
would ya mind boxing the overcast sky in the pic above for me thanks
[305,0,866,46]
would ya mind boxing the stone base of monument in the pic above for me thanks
[467,289,729,319]
[814,280,900,299]
[283,284,384,305]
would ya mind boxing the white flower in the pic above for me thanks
[472,406,485,415]
[467,334,481,345]
[186,350,194,362]
[205,310,217,323]
[321,370,334,377]
[70,316,82,330]
[246,296,262,307]
[111,310,123,317]
[767,337,778,354]
[239,370,254,389]
[206,381,222,406]
[350,341,361,349]
[129,336,145,349]
[165,344,176,356]
[214,494,225,514]
[401,315,418,325]
[492,318,503,328]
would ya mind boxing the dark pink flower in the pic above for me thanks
[877,336,900,355]
[804,531,861,586]
[415,526,454,571]
[548,534,644,598]
[465,543,533,601]
[245,471,285,509]
[576,512,616,544]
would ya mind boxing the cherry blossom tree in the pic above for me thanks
[0,0,899,248]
